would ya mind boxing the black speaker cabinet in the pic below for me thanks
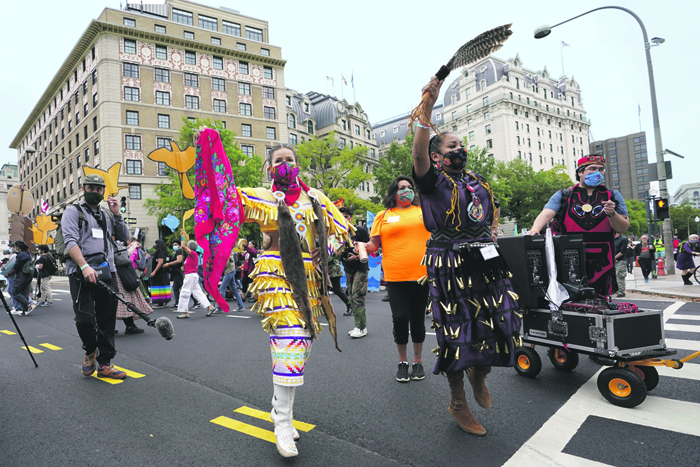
[497,236,548,308]
[553,234,586,285]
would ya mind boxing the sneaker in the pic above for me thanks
[616,293,626,298]
[25,302,37,315]
[349,328,367,338]
[348,327,360,335]
[236,306,245,311]
[343,307,353,316]
[411,362,426,381]
[210,307,223,315]
[382,295,390,302]
[39,302,47,307]
[46,301,53,306]
[10,309,22,315]
[396,362,410,382]
[177,313,190,319]
[192,304,202,310]
[82,350,98,376]
[644,278,649,283]
[97,364,127,380]
[124,326,145,334]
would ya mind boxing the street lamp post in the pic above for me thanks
[696,216,700,237]
[534,6,675,274]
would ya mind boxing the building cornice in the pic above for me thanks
[11,19,286,149]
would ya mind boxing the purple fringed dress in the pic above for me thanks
[413,164,522,374]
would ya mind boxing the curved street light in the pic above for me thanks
[534,6,675,274]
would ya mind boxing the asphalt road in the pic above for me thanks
[1,288,699,467]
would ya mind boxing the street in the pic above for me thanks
[1,286,699,467]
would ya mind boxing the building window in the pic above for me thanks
[466,104,472,113]
[241,145,254,156]
[156,137,171,149]
[185,51,196,65]
[211,37,221,45]
[483,96,489,106]
[155,91,171,106]
[129,185,142,200]
[237,43,246,51]
[485,124,491,134]
[185,95,199,109]
[469,131,475,140]
[83,102,89,117]
[124,87,139,101]
[261,48,270,56]
[339,138,346,149]
[125,134,141,150]
[241,124,252,137]
[125,159,142,175]
[246,26,263,41]
[287,114,296,129]
[199,14,218,31]
[351,124,359,136]
[84,147,90,163]
[307,121,313,134]
[173,8,193,26]
[213,99,227,113]
[239,62,249,74]
[155,68,170,83]
[126,111,139,126]
[158,114,170,128]
[213,56,223,70]
[123,62,139,78]
[124,39,136,54]
[157,161,169,175]
[184,31,195,40]
[239,103,252,116]
[289,133,297,145]
[124,17,136,27]
[156,45,167,60]
[486,139,493,148]
[266,127,276,140]
[264,106,276,119]
[263,67,273,79]
[94,140,99,155]
[222,20,241,36]
[209,78,225,92]
[184,73,198,87]
[155,24,166,33]
[238,82,251,95]
[263,86,275,99]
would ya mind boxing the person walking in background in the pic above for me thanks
[176,233,215,319]
[625,240,636,274]
[676,234,700,285]
[673,235,680,261]
[6,241,36,316]
[634,235,655,283]
[114,245,153,334]
[339,207,370,339]
[328,243,352,316]
[2,244,21,313]
[35,245,56,306]
[614,232,628,298]
[128,237,151,301]
[167,240,184,308]
[359,176,431,382]
[214,248,245,313]
[149,239,171,307]
[240,239,258,301]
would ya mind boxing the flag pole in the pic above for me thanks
[638,104,642,132]
[352,71,356,103]
[560,39,565,76]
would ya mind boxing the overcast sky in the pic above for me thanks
[2,0,698,197]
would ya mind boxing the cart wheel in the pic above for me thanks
[694,268,700,285]
[597,367,647,408]
[514,347,542,378]
[548,348,579,371]
[636,365,660,391]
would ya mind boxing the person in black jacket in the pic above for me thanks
[6,241,35,315]
[339,207,370,338]
[634,235,656,283]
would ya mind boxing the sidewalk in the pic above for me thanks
[625,265,700,301]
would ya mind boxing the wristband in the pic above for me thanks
[80,264,88,271]
[416,122,428,130]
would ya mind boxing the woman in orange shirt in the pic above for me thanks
[359,176,431,383]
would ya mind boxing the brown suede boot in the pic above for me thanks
[447,371,486,436]
[466,365,492,409]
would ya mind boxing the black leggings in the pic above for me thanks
[639,258,654,279]
[330,276,350,306]
[386,281,429,345]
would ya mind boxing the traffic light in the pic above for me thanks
[655,198,670,220]
[120,196,127,213]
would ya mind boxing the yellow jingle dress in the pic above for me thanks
[238,187,352,386]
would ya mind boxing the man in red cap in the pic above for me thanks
[527,154,630,298]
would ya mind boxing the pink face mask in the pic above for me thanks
[270,161,299,185]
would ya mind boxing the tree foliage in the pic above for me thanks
[623,198,648,238]
[144,118,264,244]
[372,134,414,204]
[670,202,700,240]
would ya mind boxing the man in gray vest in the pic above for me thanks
[62,174,130,380]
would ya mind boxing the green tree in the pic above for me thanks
[372,134,414,204]
[670,202,700,240]
[624,198,648,237]
[144,117,264,244]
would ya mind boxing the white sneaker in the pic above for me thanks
[349,328,367,338]
[348,327,359,335]
[10,309,22,315]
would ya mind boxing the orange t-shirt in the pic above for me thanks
[370,205,431,282]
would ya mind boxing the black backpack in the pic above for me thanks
[54,203,114,262]
[42,255,57,275]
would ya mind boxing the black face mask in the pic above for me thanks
[441,147,468,171]
[84,191,103,206]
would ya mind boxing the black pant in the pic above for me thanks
[638,258,654,280]
[171,272,184,305]
[12,273,32,311]
[69,274,118,365]
[242,273,253,294]
[386,281,429,345]
[330,276,350,306]
[626,256,635,274]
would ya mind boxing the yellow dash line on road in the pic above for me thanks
[234,406,315,432]
[112,366,145,378]
[1,330,16,335]
[21,346,43,353]
[39,343,62,350]
[211,416,276,443]
[91,373,124,385]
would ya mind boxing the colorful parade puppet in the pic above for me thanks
[83,164,129,200]
[527,154,630,298]
[412,76,522,436]
[31,214,58,245]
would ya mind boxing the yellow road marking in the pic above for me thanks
[234,406,315,432]
[1,330,17,335]
[112,365,145,378]
[39,343,62,350]
[211,416,276,443]
[21,346,43,353]
[91,373,124,385]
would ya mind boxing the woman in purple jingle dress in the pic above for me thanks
[412,76,522,436]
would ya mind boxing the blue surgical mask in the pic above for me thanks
[584,171,604,187]
[172,246,179,251]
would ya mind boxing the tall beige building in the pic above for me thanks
[590,131,648,201]
[440,55,591,178]
[10,0,286,243]
[0,164,19,255]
